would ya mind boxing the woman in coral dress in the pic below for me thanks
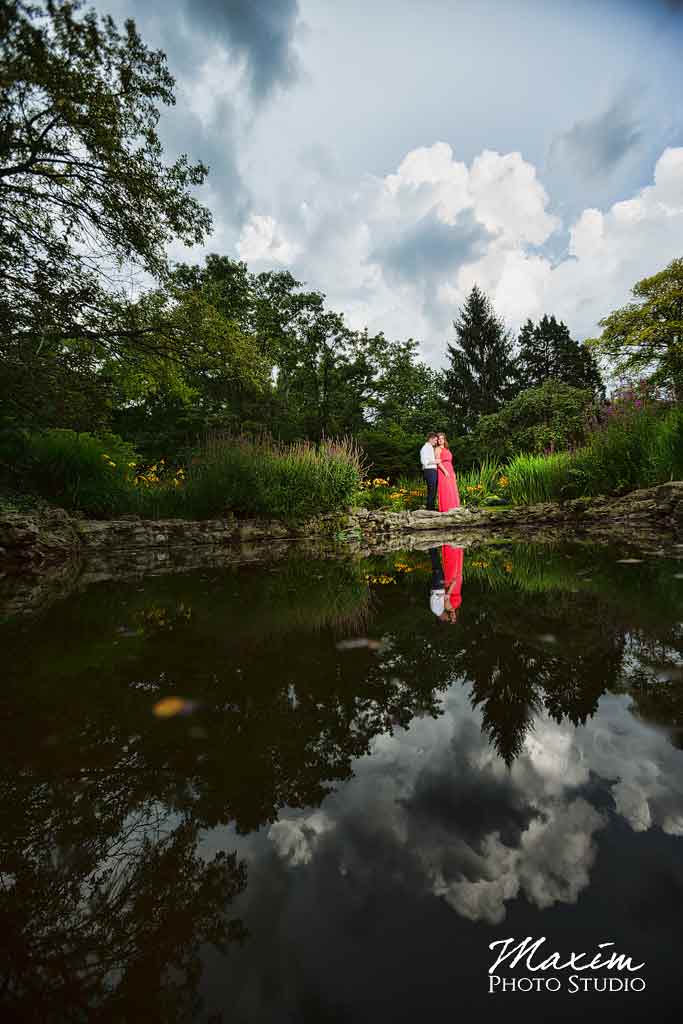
[435,432,460,511]
[442,544,464,623]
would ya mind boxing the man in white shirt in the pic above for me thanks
[428,546,446,617]
[420,431,439,510]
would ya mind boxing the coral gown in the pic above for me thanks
[437,448,460,511]
[442,545,464,614]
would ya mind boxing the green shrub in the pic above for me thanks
[356,425,425,480]
[354,474,426,511]
[7,429,139,517]
[566,402,675,497]
[472,381,596,461]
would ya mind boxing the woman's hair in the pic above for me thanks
[437,432,449,449]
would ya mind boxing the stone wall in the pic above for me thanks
[2,481,682,574]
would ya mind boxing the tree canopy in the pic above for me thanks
[517,314,604,396]
[0,0,211,353]
[585,257,683,400]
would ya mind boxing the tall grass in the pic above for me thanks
[567,403,683,497]
[458,457,502,499]
[505,451,572,504]
[3,429,364,521]
[458,404,683,506]
[180,432,364,521]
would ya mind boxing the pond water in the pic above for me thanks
[3,536,683,1022]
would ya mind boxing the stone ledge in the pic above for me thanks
[2,481,682,573]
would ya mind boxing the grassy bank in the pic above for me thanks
[0,430,364,521]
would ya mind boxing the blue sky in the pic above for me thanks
[98,0,683,364]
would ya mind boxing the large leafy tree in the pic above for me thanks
[585,257,683,400]
[107,278,267,457]
[0,0,213,427]
[358,337,445,477]
[517,314,604,395]
[442,284,518,433]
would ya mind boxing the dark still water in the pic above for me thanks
[2,538,683,1022]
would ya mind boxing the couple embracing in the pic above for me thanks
[420,431,460,512]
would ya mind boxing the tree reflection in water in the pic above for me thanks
[1,542,682,1018]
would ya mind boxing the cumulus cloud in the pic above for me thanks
[269,810,334,866]
[101,0,304,239]
[237,213,300,263]
[265,684,683,926]
[236,141,683,363]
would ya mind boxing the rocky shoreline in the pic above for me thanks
[2,480,683,575]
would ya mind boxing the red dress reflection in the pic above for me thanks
[442,545,464,618]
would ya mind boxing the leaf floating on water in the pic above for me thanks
[616,559,643,564]
[336,638,383,651]
[152,697,199,719]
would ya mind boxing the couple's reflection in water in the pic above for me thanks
[429,545,464,624]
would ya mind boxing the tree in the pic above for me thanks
[369,337,444,435]
[356,337,444,477]
[471,380,597,461]
[517,315,604,395]
[585,257,683,400]
[107,274,268,457]
[442,285,518,434]
[0,0,211,362]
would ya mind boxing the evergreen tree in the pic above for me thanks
[442,285,517,433]
[517,315,604,395]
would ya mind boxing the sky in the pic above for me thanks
[97,0,683,366]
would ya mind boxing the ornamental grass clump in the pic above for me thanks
[505,451,572,505]
[180,432,364,521]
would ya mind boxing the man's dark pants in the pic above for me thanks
[424,468,438,510]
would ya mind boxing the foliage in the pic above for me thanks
[516,314,604,395]
[471,380,597,461]
[4,428,140,516]
[354,475,426,511]
[567,400,681,497]
[442,284,518,434]
[356,423,426,480]
[585,257,683,399]
[0,0,211,357]
[368,337,445,434]
[457,458,504,506]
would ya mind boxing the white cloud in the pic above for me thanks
[237,213,299,264]
[235,144,683,364]
[266,683,683,924]
[268,810,334,866]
